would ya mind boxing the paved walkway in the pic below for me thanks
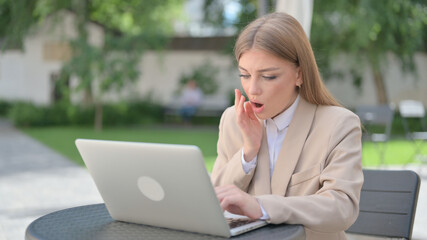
[0,119,102,240]
[0,118,426,240]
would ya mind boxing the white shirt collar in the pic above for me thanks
[265,95,300,131]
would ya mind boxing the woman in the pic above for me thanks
[211,12,363,240]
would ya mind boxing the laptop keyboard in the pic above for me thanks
[226,218,257,229]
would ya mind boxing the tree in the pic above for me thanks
[311,0,427,104]
[0,0,185,130]
[202,0,426,105]
[177,60,219,95]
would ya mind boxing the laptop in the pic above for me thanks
[75,139,267,238]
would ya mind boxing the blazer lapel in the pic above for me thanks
[271,98,317,196]
[251,127,272,195]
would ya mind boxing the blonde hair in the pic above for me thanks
[234,12,341,107]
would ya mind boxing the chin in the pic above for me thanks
[254,113,269,120]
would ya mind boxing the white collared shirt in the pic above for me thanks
[241,95,300,176]
[240,95,300,219]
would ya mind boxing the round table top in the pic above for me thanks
[26,204,305,240]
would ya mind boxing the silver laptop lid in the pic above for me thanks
[75,139,231,237]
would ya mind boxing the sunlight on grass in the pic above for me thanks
[204,156,217,172]
[362,140,427,166]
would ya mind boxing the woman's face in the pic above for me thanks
[238,48,302,120]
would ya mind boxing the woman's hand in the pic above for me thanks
[235,89,263,161]
[215,185,263,219]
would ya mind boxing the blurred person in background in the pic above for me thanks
[179,79,203,124]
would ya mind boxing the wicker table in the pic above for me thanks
[26,204,305,240]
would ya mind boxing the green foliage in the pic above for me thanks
[89,0,184,36]
[0,100,12,116]
[8,101,83,127]
[0,0,185,43]
[177,61,219,95]
[0,0,186,130]
[202,1,426,104]
[0,0,38,49]
[7,100,164,127]
[233,0,258,28]
[8,102,45,126]
[311,0,427,84]
[202,0,259,56]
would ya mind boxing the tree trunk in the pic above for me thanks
[372,67,388,104]
[257,0,269,17]
[83,87,93,106]
[94,102,103,131]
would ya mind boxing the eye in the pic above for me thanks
[263,75,277,80]
[239,74,250,79]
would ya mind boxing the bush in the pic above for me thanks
[0,100,12,116]
[8,102,47,127]
[67,105,94,126]
[7,100,165,127]
[101,101,164,126]
[44,102,71,125]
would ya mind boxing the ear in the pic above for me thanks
[296,67,303,86]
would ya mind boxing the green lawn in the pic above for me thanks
[21,126,220,172]
[21,126,427,171]
[361,140,427,166]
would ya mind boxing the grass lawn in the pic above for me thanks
[361,140,427,166]
[21,126,427,171]
[21,125,220,172]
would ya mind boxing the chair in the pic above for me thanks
[347,169,420,239]
[399,100,427,167]
[355,104,395,165]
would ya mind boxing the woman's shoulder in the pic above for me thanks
[316,104,360,124]
[221,105,236,118]
[219,106,237,127]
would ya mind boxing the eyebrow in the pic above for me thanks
[238,66,280,73]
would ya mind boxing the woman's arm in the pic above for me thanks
[210,107,256,191]
[211,89,263,190]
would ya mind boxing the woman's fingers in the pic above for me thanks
[240,96,246,112]
[235,89,256,123]
[234,89,240,108]
[244,101,257,120]
[216,185,243,214]
[234,89,262,160]
[235,89,245,113]
[235,89,246,118]
[215,185,262,219]
[236,95,247,123]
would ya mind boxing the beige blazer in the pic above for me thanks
[211,98,363,240]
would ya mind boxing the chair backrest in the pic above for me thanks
[399,100,427,135]
[355,104,395,140]
[347,169,420,239]
[399,100,426,118]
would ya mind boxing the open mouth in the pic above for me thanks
[250,101,265,114]
[251,101,264,109]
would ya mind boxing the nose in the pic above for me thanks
[247,78,261,96]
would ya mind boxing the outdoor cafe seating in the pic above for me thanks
[355,104,395,166]
[347,169,420,239]
[399,100,427,170]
